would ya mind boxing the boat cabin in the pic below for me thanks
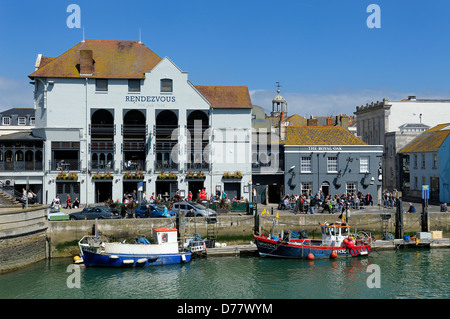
[153,228,178,245]
[320,222,350,247]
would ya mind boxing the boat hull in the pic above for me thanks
[81,248,192,267]
[254,236,370,259]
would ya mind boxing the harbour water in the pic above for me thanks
[0,249,449,299]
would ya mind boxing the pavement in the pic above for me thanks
[250,199,446,217]
[53,198,446,217]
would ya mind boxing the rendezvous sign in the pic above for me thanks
[125,95,176,103]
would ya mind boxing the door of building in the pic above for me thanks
[56,181,80,206]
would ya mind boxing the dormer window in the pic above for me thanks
[128,79,140,92]
[18,117,26,125]
[160,79,173,93]
[2,117,10,125]
[95,79,108,92]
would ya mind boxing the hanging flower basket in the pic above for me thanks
[123,171,144,179]
[222,171,242,179]
[93,172,113,180]
[157,171,177,180]
[186,171,206,179]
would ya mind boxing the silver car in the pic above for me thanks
[172,201,217,217]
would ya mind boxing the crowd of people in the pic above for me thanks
[279,190,376,215]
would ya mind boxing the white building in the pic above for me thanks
[354,96,450,190]
[25,39,252,205]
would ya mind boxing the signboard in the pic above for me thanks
[422,185,429,200]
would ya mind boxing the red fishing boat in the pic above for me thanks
[254,221,372,259]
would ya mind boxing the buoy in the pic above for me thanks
[307,253,314,260]
[330,250,338,258]
[342,238,349,246]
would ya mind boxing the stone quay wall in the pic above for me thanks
[1,208,449,270]
[47,212,450,257]
[0,206,48,274]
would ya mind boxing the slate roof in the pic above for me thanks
[0,130,43,141]
[284,126,367,146]
[29,39,162,79]
[285,114,307,126]
[195,86,252,109]
[399,123,450,153]
[29,40,253,109]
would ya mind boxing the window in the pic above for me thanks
[301,157,311,173]
[414,154,418,168]
[327,156,338,173]
[421,154,426,169]
[433,154,437,169]
[2,117,11,125]
[414,176,418,190]
[30,117,35,125]
[160,79,173,93]
[301,182,311,196]
[346,182,357,194]
[128,79,140,92]
[360,156,369,173]
[18,117,26,125]
[95,79,108,92]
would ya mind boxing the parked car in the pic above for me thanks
[135,204,176,218]
[69,207,122,220]
[172,201,217,217]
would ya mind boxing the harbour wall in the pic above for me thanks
[0,206,48,274]
[1,208,449,272]
[47,212,450,257]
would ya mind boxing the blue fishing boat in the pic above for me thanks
[78,228,192,267]
[254,221,372,259]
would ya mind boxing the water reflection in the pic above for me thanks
[0,250,449,299]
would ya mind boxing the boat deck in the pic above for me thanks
[206,238,450,257]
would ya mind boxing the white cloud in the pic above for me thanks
[249,88,450,118]
[0,77,34,112]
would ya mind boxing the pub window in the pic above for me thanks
[360,156,369,173]
[327,156,338,173]
[160,79,173,93]
[301,182,312,196]
[300,157,311,173]
[128,79,140,92]
[95,79,108,92]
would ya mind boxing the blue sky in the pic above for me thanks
[1,0,450,117]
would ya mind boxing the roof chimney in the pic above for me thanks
[307,118,318,126]
[79,50,94,75]
[326,116,333,126]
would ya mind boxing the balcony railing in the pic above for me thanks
[122,160,146,171]
[154,161,178,171]
[49,160,81,171]
[90,160,115,171]
[185,162,210,171]
[0,161,43,171]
